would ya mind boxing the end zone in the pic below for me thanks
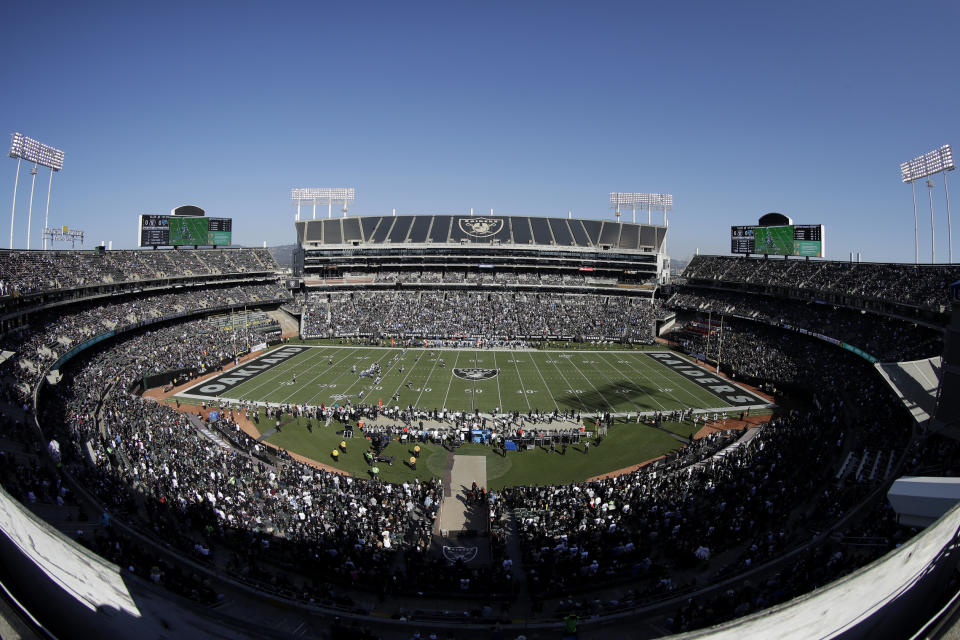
[178,345,310,399]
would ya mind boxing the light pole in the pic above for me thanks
[902,145,955,265]
[292,188,355,223]
[946,171,954,263]
[42,168,53,250]
[9,157,20,249]
[716,314,725,374]
[609,193,673,232]
[911,180,919,264]
[8,133,64,250]
[26,164,37,249]
[928,179,936,263]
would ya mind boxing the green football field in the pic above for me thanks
[176,345,767,415]
[255,411,695,489]
[753,225,795,255]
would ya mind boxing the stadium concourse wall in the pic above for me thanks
[668,500,960,640]
[0,483,278,640]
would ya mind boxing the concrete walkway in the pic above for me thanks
[440,455,487,534]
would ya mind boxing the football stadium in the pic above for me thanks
[4,6,960,640]
[2,195,960,640]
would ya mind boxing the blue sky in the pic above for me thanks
[1,1,957,262]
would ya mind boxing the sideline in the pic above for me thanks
[142,344,776,483]
[586,414,774,481]
[141,345,351,477]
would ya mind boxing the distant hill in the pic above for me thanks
[269,244,296,268]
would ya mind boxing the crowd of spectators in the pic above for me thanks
[682,255,960,311]
[669,288,944,362]
[302,291,667,341]
[0,282,290,399]
[0,247,277,297]
[40,317,440,598]
[318,269,628,288]
[0,247,945,636]
[502,317,915,630]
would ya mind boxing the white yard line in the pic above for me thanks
[492,352,504,410]
[527,352,564,411]
[327,348,395,403]
[580,355,646,413]
[413,352,443,408]
[639,352,748,406]
[510,353,534,410]
[237,346,332,399]
[277,347,343,404]
[440,351,463,410]
[563,354,617,412]
[387,350,422,401]
[355,347,411,402]
[301,347,365,406]
[602,352,717,409]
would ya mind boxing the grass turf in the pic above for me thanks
[179,345,750,415]
[255,410,686,489]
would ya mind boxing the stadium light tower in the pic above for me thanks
[610,192,673,227]
[928,179,936,263]
[291,188,355,221]
[901,144,955,264]
[610,193,645,224]
[8,133,64,250]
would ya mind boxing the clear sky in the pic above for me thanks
[1,1,957,263]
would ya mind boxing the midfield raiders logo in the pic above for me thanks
[453,368,499,381]
[443,545,478,563]
[458,217,503,238]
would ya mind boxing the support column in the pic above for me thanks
[912,181,919,265]
[9,157,21,249]
[928,179,936,263]
[26,164,38,250]
[945,172,953,264]
[42,169,54,250]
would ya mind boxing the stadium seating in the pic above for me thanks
[683,254,960,313]
[0,245,955,639]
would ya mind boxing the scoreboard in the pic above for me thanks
[730,226,754,254]
[139,214,170,246]
[138,215,232,247]
[730,224,824,257]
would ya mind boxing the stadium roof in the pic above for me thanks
[295,214,666,252]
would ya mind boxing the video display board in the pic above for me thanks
[207,217,233,246]
[169,217,209,245]
[730,224,824,257]
[138,215,232,247]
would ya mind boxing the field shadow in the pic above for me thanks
[556,380,666,411]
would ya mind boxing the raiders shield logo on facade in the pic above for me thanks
[458,217,504,238]
[453,368,499,381]
[442,545,479,563]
